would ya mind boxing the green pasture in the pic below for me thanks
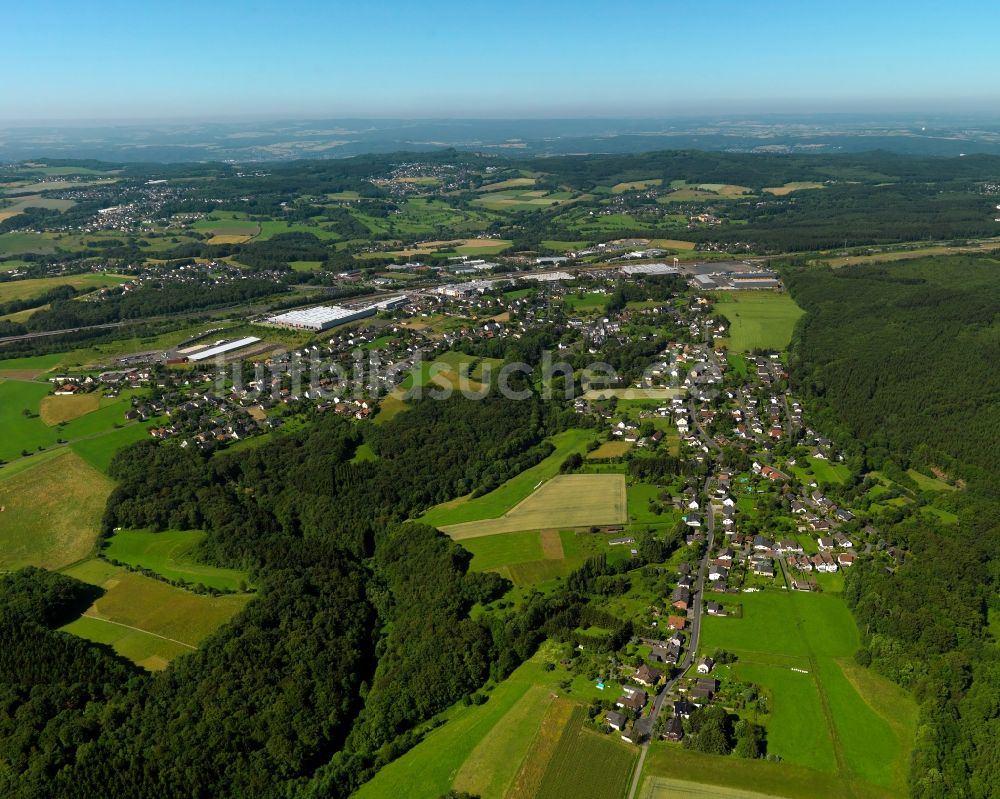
[102,529,251,592]
[714,291,805,352]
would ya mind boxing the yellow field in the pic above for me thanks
[2,178,117,194]
[365,238,512,258]
[697,183,753,196]
[583,387,682,400]
[649,238,697,250]
[587,440,633,459]
[764,181,825,196]
[821,241,1000,268]
[0,195,76,221]
[39,392,101,424]
[0,303,50,323]
[503,697,577,799]
[0,450,112,571]
[612,179,662,193]
[207,233,255,244]
[441,474,627,539]
[60,558,252,670]
[0,273,130,304]
[479,177,537,192]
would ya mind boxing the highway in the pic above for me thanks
[626,473,717,799]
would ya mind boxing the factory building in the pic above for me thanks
[267,305,376,331]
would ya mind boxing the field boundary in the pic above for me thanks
[81,612,197,649]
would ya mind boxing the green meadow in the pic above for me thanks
[0,380,60,461]
[791,456,852,485]
[697,590,915,795]
[715,291,805,352]
[102,529,251,592]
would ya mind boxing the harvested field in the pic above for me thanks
[440,474,626,539]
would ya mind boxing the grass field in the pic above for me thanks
[715,291,805,352]
[639,747,897,799]
[641,776,803,799]
[0,379,61,460]
[474,189,579,211]
[70,423,152,472]
[819,240,1000,269]
[439,473,625,539]
[419,429,596,527]
[611,178,663,193]
[588,440,633,459]
[38,392,101,424]
[102,529,251,592]
[478,177,537,192]
[0,272,129,305]
[563,292,610,311]
[764,181,826,196]
[649,237,697,250]
[462,530,546,571]
[357,650,633,799]
[906,469,956,492]
[59,559,252,670]
[0,450,111,571]
[531,706,638,799]
[0,194,75,222]
[696,590,915,795]
[359,237,512,259]
[583,388,682,401]
[790,456,852,486]
[355,659,557,799]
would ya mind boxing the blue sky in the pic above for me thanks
[3,0,999,121]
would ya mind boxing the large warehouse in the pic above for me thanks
[267,305,375,331]
[187,336,261,362]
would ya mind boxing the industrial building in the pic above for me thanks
[267,305,376,331]
[621,263,680,276]
[187,337,261,362]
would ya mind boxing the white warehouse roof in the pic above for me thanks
[188,337,261,362]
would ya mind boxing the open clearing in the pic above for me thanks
[39,392,102,424]
[439,474,626,539]
[714,291,805,352]
[102,529,251,592]
[818,240,1000,268]
[790,456,851,486]
[0,272,129,305]
[0,194,75,221]
[59,559,252,670]
[354,659,558,799]
[478,177,537,192]
[764,181,826,195]
[588,440,633,459]
[0,450,112,571]
[583,387,682,401]
[612,178,662,193]
[0,378,61,459]
[419,428,596,527]
[362,238,512,258]
[356,649,634,799]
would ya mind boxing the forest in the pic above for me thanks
[0,391,594,798]
[786,254,1000,798]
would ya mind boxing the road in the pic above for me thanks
[626,473,717,799]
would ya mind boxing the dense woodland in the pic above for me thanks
[786,255,1000,797]
[0,391,600,798]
